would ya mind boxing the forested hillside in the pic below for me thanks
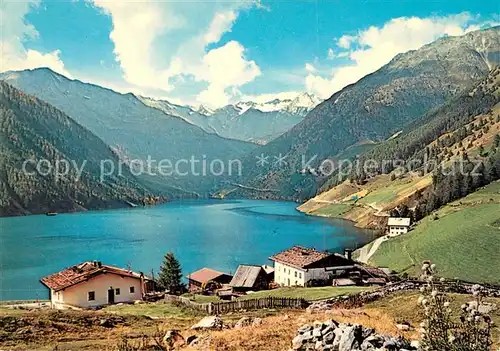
[298,69,500,282]
[219,27,500,201]
[0,81,160,216]
[0,68,256,197]
[300,67,500,226]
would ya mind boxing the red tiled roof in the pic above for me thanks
[187,267,228,284]
[269,246,331,269]
[40,261,146,291]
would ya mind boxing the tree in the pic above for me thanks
[158,252,185,294]
[494,134,500,149]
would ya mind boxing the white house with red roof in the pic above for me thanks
[40,261,151,309]
[269,246,356,287]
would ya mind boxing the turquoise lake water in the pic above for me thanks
[0,200,375,300]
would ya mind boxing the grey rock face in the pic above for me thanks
[291,318,418,351]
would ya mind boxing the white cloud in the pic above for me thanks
[305,63,316,72]
[0,0,71,77]
[204,11,237,45]
[92,1,260,107]
[195,41,261,107]
[337,35,355,49]
[306,13,492,99]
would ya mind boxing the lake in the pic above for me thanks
[0,200,375,300]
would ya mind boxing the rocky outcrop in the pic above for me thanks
[306,281,500,313]
[291,319,417,351]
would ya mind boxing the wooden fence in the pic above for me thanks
[165,295,308,314]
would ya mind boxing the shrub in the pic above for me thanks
[417,262,493,351]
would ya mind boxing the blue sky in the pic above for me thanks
[1,0,499,107]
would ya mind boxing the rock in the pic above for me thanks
[298,324,313,334]
[302,331,314,341]
[291,318,415,351]
[313,327,322,338]
[323,331,334,344]
[313,321,324,329]
[396,323,411,331]
[292,335,305,349]
[321,325,333,335]
[361,327,374,339]
[133,300,143,305]
[234,317,252,328]
[191,316,223,330]
[479,302,497,314]
[163,330,185,347]
[252,317,263,326]
[338,326,356,351]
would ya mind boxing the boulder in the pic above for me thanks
[292,334,305,349]
[291,319,417,351]
[396,323,411,331]
[191,316,223,330]
[338,325,357,351]
[234,317,252,328]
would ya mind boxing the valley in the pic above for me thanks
[1,28,498,285]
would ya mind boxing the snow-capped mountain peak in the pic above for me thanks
[193,104,215,116]
[235,92,321,114]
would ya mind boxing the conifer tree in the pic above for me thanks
[158,252,185,294]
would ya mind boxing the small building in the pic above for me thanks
[187,267,233,293]
[229,265,271,292]
[40,261,151,309]
[269,246,356,287]
[261,264,275,277]
[387,217,411,236]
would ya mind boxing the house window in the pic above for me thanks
[115,288,120,295]
[130,286,135,294]
[88,291,95,301]
[299,272,302,278]
[294,271,297,277]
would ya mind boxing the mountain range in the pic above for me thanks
[1,26,499,217]
[139,92,320,144]
[0,68,257,198]
[217,26,500,201]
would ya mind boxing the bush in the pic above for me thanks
[417,262,493,351]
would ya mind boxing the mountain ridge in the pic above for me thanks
[0,67,257,197]
[139,92,320,144]
[217,26,500,201]
[0,80,163,217]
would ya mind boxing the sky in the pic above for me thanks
[1,0,499,108]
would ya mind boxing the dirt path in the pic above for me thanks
[357,236,388,263]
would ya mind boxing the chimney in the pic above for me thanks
[344,249,353,261]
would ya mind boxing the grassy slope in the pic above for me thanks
[300,173,431,230]
[2,290,499,350]
[369,181,500,283]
